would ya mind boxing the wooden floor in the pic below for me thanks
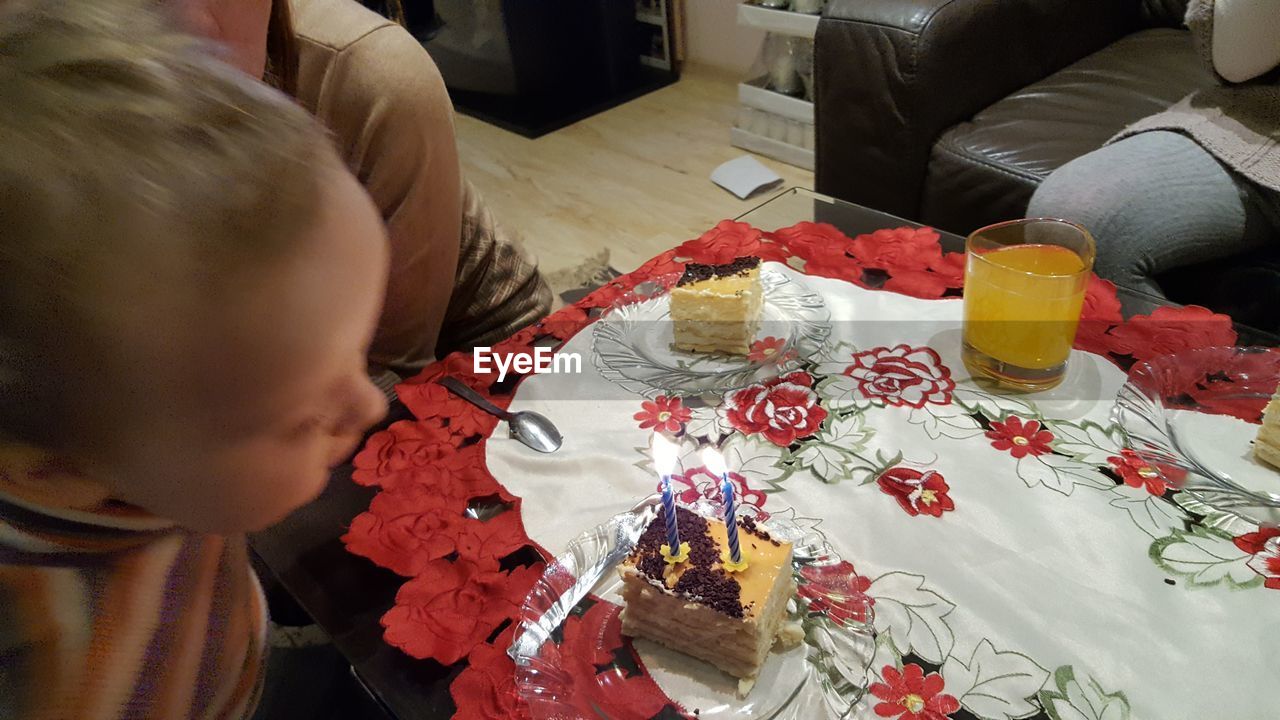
[454,64,814,278]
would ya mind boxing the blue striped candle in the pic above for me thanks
[652,434,681,552]
[701,448,742,565]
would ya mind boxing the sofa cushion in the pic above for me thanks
[919,28,1214,234]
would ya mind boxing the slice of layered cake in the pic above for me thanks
[1256,384,1280,470]
[670,256,763,355]
[618,507,795,695]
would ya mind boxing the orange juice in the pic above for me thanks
[963,244,1088,371]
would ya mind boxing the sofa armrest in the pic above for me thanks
[815,0,1142,221]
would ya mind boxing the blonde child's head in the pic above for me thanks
[0,0,389,532]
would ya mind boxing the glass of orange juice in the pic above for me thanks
[962,219,1095,391]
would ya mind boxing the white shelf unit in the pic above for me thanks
[730,3,818,171]
[637,1,673,72]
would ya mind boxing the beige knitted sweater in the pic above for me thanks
[1114,0,1280,192]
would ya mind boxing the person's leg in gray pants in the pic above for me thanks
[1027,130,1280,297]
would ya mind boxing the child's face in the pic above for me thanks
[91,167,390,533]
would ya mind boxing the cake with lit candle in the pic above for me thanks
[669,256,763,356]
[1256,384,1280,470]
[617,506,796,694]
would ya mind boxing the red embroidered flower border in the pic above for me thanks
[341,219,1238,718]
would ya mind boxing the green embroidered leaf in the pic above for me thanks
[941,639,1049,720]
[683,405,730,441]
[868,572,956,665]
[1045,419,1125,466]
[791,441,859,483]
[1108,491,1189,540]
[953,387,1039,423]
[1039,666,1131,720]
[908,405,984,441]
[722,433,791,491]
[1016,453,1112,496]
[1150,526,1262,588]
[790,414,875,483]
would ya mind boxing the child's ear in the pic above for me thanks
[0,443,114,512]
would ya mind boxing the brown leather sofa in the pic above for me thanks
[813,0,1280,333]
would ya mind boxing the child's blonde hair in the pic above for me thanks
[0,0,336,450]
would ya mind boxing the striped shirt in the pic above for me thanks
[0,444,266,720]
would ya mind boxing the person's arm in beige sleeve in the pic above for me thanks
[326,25,462,375]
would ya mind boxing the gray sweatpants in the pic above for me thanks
[1027,130,1280,296]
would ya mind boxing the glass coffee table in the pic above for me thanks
[249,187,1277,720]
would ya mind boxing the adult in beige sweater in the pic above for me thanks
[1029,0,1280,296]
[172,0,551,378]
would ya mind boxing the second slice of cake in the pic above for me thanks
[669,256,763,356]
[618,506,795,694]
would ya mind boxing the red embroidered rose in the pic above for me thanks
[1106,305,1237,361]
[451,625,530,720]
[1080,275,1123,324]
[634,395,692,433]
[849,226,944,273]
[675,219,776,264]
[352,419,461,489]
[985,416,1053,458]
[631,250,683,283]
[884,270,951,300]
[798,561,874,626]
[493,323,542,354]
[453,509,532,565]
[1107,449,1182,496]
[844,345,955,408]
[720,373,827,446]
[930,251,966,287]
[771,221,850,256]
[1175,348,1280,423]
[1235,528,1280,590]
[1234,527,1280,555]
[342,488,463,576]
[748,336,788,363]
[1071,276,1124,357]
[396,382,497,439]
[381,558,541,665]
[539,306,591,341]
[557,601,673,719]
[870,664,961,720]
[877,467,955,518]
[403,351,499,392]
[1246,543,1280,591]
[667,465,769,521]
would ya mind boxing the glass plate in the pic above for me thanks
[509,498,875,720]
[591,268,830,397]
[1111,346,1280,526]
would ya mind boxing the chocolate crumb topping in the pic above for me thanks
[677,256,760,286]
[629,506,745,618]
[738,515,772,543]
[674,567,744,619]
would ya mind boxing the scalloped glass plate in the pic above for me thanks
[591,268,830,397]
[509,498,875,720]
[1111,346,1280,526]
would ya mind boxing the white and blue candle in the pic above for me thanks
[701,447,742,565]
[652,434,682,552]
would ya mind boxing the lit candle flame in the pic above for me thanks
[652,433,679,476]
[700,447,727,478]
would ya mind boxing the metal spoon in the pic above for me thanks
[438,377,562,453]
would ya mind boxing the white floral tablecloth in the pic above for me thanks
[487,265,1278,720]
